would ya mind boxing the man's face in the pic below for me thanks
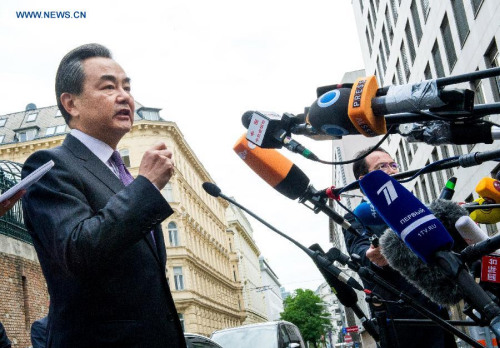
[67,57,135,147]
[365,151,399,175]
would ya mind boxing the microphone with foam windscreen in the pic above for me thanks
[233,134,361,237]
[361,170,500,337]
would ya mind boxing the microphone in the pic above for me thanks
[352,201,386,227]
[470,177,500,224]
[469,197,500,224]
[379,229,464,305]
[233,135,361,237]
[201,182,364,293]
[306,76,474,138]
[438,177,457,200]
[361,170,500,335]
[456,216,491,246]
[359,171,454,263]
[241,111,319,160]
[376,199,468,305]
[309,243,380,342]
[233,133,310,200]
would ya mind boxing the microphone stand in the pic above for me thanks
[328,247,484,348]
[202,183,381,341]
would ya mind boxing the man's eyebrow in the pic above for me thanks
[99,75,131,84]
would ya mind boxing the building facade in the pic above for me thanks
[226,203,268,325]
[258,256,284,321]
[0,103,246,339]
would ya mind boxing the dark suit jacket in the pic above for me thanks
[22,134,186,348]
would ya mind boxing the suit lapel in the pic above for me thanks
[63,134,163,263]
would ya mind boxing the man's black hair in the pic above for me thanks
[352,147,390,180]
[55,43,112,125]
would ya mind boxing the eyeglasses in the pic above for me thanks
[375,162,399,171]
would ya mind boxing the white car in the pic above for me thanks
[210,321,306,348]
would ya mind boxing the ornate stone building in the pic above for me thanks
[226,203,268,325]
[0,103,246,338]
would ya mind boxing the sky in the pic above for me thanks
[0,0,365,292]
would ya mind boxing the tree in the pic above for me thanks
[280,289,333,348]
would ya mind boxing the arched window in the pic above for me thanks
[168,221,179,246]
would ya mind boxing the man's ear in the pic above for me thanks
[60,92,79,119]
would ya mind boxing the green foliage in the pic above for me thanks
[280,289,334,347]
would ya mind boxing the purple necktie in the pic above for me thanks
[110,151,134,186]
[110,151,156,246]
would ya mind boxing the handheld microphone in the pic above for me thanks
[470,197,500,224]
[242,111,319,160]
[361,171,500,335]
[352,201,386,227]
[456,216,491,246]
[233,135,361,237]
[233,134,310,200]
[439,177,457,200]
[359,170,454,263]
[201,182,364,293]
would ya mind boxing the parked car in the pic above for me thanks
[210,321,306,348]
[185,332,223,348]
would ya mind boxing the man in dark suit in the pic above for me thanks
[22,43,186,348]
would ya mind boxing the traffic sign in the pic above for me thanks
[344,334,353,343]
[346,325,359,333]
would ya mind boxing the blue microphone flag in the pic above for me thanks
[359,170,454,263]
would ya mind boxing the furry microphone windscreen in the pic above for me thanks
[379,229,465,306]
[429,199,469,253]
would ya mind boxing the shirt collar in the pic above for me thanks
[70,129,115,164]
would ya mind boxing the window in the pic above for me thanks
[396,58,405,84]
[420,0,430,21]
[168,221,179,246]
[451,0,469,47]
[119,149,131,167]
[421,178,430,203]
[471,77,486,105]
[405,21,416,64]
[424,63,433,80]
[382,25,390,59]
[401,42,410,80]
[410,0,423,44]
[376,57,384,86]
[365,29,372,55]
[440,145,454,178]
[432,41,446,78]
[359,0,364,13]
[45,127,56,136]
[370,0,377,26]
[379,43,387,74]
[441,14,457,71]
[56,124,66,133]
[431,148,444,189]
[404,140,413,164]
[178,313,185,332]
[140,110,160,121]
[163,182,174,202]
[385,6,394,43]
[0,135,4,143]
[16,128,38,142]
[399,142,408,171]
[26,112,38,122]
[55,109,62,117]
[173,267,184,290]
[485,40,500,101]
[471,0,484,18]
[486,223,498,236]
[390,0,398,26]
[0,119,7,127]
[367,13,375,40]
[452,144,463,156]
